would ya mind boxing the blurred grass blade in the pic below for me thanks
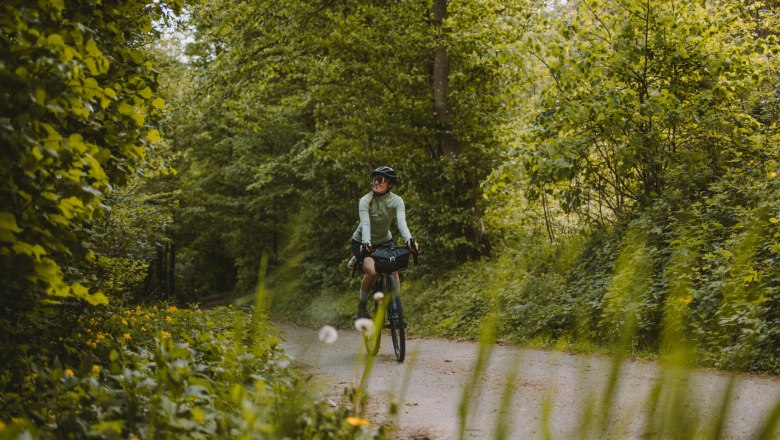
[755,394,780,440]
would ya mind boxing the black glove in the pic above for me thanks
[360,243,373,254]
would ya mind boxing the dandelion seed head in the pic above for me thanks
[318,325,338,344]
[373,291,384,301]
[354,318,375,336]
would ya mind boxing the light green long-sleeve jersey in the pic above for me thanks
[351,191,413,245]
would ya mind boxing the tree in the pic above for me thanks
[516,0,771,224]
[0,0,181,340]
[171,0,542,298]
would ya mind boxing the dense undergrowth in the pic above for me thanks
[270,179,780,376]
[0,303,387,439]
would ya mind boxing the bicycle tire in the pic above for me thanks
[389,294,405,362]
[363,275,384,356]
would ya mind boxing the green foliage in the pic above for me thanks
[403,187,780,374]
[168,0,547,302]
[509,0,776,223]
[0,304,384,439]
[0,0,183,339]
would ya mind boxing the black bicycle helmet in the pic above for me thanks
[371,166,399,184]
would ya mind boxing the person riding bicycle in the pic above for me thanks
[351,166,420,320]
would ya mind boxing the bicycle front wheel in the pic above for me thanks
[388,295,406,362]
[363,284,382,356]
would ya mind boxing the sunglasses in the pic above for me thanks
[373,175,388,184]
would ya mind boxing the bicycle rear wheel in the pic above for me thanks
[388,291,405,362]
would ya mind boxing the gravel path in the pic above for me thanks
[275,322,780,439]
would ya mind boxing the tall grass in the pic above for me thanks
[438,219,780,439]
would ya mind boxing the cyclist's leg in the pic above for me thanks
[358,239,391,299]
[352,240,372,319]
[357,258,380,319]
[361,258,380,293]
[391,272,401,295]
[389,272,401,312]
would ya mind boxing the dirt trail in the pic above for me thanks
[275,322,780,439]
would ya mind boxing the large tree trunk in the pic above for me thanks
[430,0,489,259]
[432,0,458,161]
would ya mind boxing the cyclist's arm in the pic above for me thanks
[395,198,413,244]
[358,195,372,246]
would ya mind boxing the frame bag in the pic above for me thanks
[370,247,412,273]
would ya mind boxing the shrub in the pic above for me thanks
[0,304,387,439]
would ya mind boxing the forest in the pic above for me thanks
[1,0,779,438]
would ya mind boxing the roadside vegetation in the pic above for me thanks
[1,0,779,438]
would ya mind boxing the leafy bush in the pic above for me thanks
[0,304,388,439]
[400,177,780,374]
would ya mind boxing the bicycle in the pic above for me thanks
[353,242,418,363]
[363,271,406,361]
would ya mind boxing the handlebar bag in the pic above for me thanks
[370,247,412,273]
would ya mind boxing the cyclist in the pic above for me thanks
[351,166,419,320]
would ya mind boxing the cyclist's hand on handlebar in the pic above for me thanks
[407,238,420,253]
[360,243,373,254]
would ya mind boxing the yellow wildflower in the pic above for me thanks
[96,333,105,341]
[64,369,74,377]
[91,342,98,349]
[196,308,203,314]
[123,333,132,341]
[92,365,101,375]
[345,416,370,427]
[152,305,158,311]
[129,435,139,440]
[135,306,142,314]
[165,316,173,323]
[161,331,171,339]
[121,319,128,326]
[168,305,178,313]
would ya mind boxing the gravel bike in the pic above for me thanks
[356,242,418,363]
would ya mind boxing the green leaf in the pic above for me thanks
[12,242,47,260]
[147,129,161,142]
[0,213,22,242]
